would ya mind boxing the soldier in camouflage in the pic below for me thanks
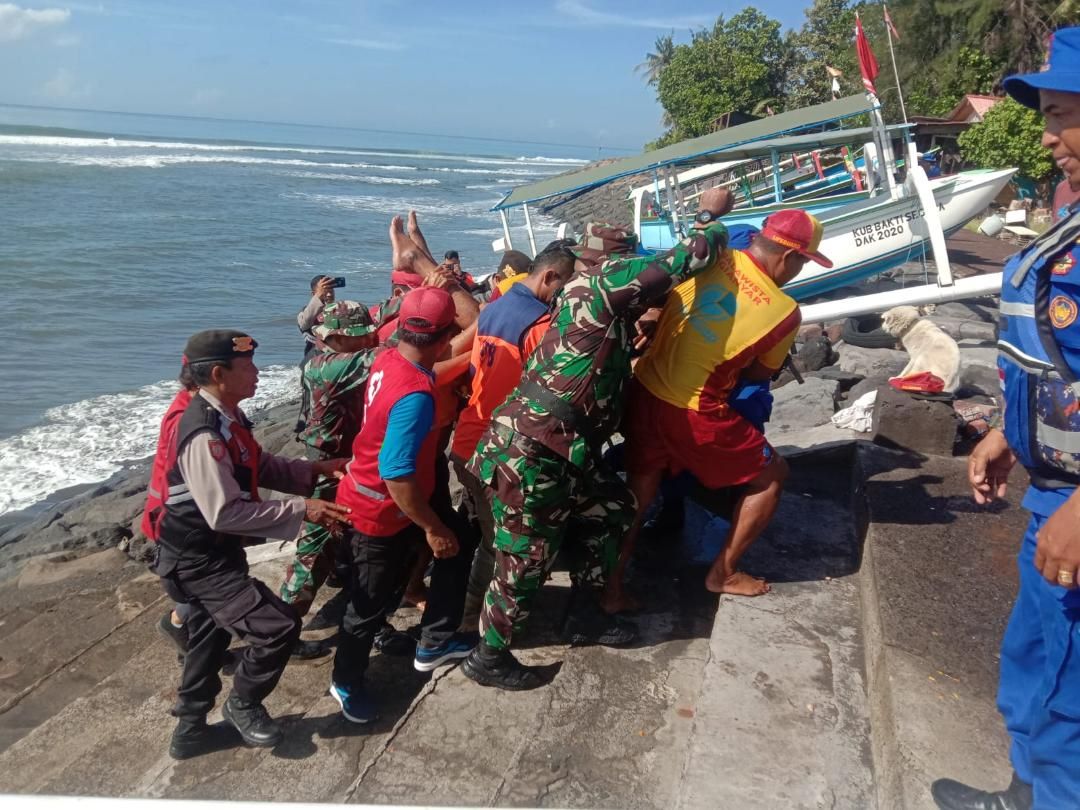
[279,300,379,617]
[461,186,735,690]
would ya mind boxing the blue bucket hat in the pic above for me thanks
[1003,27,1080,110]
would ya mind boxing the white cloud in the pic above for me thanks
[325,37,404,52]
[0,3,70,41]
[554,0,708,29]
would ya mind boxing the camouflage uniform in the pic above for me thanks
[280,300,381,613]
[467,222,730,649]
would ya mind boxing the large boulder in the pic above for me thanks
[927,316,997,343]
[872,386,959,456]
[933,301,998,323]
[769,376,840,432]
[794,336,837,373]
[958,364,1000,399]
[838,345,909,379]
[846,375,893,403]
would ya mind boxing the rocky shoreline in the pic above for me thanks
[0,399,303,582]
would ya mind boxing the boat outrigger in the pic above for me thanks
[490,93,1016,322]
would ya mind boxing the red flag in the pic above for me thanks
[883,5,901,41]
[855,12,879,95]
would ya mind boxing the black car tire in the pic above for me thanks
[840,314,898,349]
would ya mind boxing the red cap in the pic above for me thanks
[400,287,456,333]
[391,268,424,288]
[760,209,833,268]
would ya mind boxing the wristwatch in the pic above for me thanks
[695,210,715,225]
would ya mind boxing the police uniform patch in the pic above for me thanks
[1052,253,1076,275]
[1050,295,1078,329]
[208,439,227,461]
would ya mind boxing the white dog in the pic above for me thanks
[881,305,961,393]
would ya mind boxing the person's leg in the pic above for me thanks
[332,529,415,688]
[167,585,231,722]
[602,468,662,614]
[704,451,787,596]
[406,209,435,263]
[455,457,497,632]
[480,548,547,650]
[280,524,334,618]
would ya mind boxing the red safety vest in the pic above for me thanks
[156,393,263,555]
[338,348,438,536]
[141,388,193,542]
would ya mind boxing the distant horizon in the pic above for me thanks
[0,101,640,155]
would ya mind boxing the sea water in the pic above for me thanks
[0,104,606,516]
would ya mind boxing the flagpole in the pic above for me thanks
[883,3,908,123]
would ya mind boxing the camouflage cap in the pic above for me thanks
[570,222,638,266]
[312,300,376,339]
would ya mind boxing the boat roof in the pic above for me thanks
[493,94,882,211]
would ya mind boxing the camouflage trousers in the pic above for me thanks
[279,473,346,616]
[467,425,634,651]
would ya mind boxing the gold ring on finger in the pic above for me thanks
[1058,569,1075,586]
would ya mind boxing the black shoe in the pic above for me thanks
[158,613,189,655]
[931,771,1033,810]
[461,641,547,690]
[168,717,240,760]
[303,590,350,632]
[374,622,417,657]
[562,588,638,647]
[290,638,331,660]
[222,696,283,748]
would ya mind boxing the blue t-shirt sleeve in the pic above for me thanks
[378,392,434,480]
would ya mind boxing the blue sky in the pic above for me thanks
[2,1,812,150]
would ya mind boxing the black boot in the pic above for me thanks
[168,716,239,760]
[461,641,547,690]
[290,638,331,660]
[561,587,637,647]
[373,622,417,656]
[302,589,350,632]
[931,771,1033,810]
[222,695,284,748]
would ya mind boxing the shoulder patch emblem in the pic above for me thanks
[1050,295,1078,329]
[208,439,227,461]
[1052,253,1077,276]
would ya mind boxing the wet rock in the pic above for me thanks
[837,345,909,379]
[770,377,840,431]
[794,336,837,374]
[872,387,960,456]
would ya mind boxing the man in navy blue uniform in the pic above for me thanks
[932,27,1080,810]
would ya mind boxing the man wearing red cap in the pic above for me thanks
[613,209,830,609]
[330,286,476,723]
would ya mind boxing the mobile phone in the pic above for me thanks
[331,277,347,288]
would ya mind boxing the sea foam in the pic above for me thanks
[0,365,299,517]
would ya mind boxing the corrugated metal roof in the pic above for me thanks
[494,94,876,211]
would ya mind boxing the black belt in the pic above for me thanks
[515,378,608,456]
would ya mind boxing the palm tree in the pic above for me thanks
[635,33,675,87]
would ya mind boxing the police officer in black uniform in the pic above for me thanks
[153,330,350,759]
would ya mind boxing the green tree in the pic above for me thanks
[649,9,788,147]
[957,97,1054,181]
[635,33,675,87]
[786,0,858,109]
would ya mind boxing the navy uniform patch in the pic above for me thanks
[1050,295,1078,329]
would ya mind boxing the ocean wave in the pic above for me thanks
[21,153,421,171]
[285,191,494,218]
[0,365,299,517]
[0,135,590,168]
[279,170,440,186]
[465,182,515,190]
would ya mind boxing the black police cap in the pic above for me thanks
[183,330,258,364]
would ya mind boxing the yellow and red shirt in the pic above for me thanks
[634,250,800,413]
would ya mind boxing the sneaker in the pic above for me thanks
[461,642,547,690]
[413,631,478,673]
[221,696,283,748]
[374,622,417,657]
[290,638,331,660]
[330,681,378,724]
[158,612,189,655]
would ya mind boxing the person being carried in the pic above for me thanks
[610,209,829,611]
[450,241,576,632]
[330,287,477,723]
[151,330,351,759]
[460,187,736,691]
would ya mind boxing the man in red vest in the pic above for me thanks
[331,287,476,723]
[153,330,351,759]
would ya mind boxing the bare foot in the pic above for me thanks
[704,569,770,596]
[389,215,412,268]
[406,209,436,262]
[601,586,641,615]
